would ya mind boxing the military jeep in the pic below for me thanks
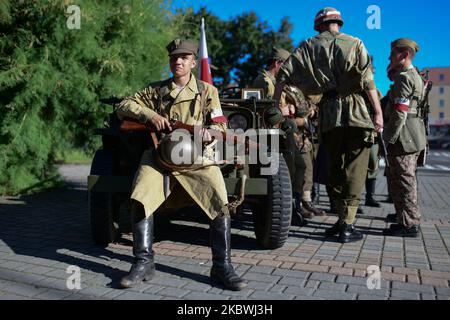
[87,90,292,249]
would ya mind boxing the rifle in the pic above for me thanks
[378,130,389,168]
[418,70,433,136]
[120,118,262,151]
[417,70,433,166]
[99,96,123,106]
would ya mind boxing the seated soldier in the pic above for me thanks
[116,39,247,291]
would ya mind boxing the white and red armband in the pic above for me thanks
[393,97,410,112]
[211,107,227,123]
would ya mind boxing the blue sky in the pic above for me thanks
[172,0,450,94]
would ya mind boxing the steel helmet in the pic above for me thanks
[156,132,202,171]
[314,7,344,31]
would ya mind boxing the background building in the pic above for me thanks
[425,67,450,137]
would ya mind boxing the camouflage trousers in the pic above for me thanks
[386,152,421,228]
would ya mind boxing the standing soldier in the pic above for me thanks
[253,47,291,99]
[382,39,426,237]
[253,48,306,223]
[274,7,383,243]
[363,57,382,209]
[284,87,327,218]
[116,39,247,290]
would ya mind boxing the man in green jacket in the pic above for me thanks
[274,7,383,243]
[382,39,426,237]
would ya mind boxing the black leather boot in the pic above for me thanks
[120,204,155,288]
[210,215,247,291]
[325,220,342,237]
[292,194,308,227]
[337,222,363,243]
[383,224,420,238]
[365,179,381,207]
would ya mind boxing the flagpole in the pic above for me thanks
[199,17,213,84]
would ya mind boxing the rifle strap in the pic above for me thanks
[195,79,207,125]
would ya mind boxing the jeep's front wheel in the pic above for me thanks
[89,149,120,245]
[251,154,292,249]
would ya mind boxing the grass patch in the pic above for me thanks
[55,148,93,164]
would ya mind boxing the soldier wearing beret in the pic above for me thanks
[116,39,247,290]
[382,38,426,237]
[274,7,383,243]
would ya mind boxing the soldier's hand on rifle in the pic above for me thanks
[150,114,172,132]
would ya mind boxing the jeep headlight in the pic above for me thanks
[228,114,248,130]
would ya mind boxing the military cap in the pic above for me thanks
[166,39,198,56]
[264,107,284,126]
[271,47,290,62]
[314,7,344,31]
[391,38,420,53]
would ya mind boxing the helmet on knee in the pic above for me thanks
[156,132,202,171]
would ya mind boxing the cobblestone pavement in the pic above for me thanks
[0,164,449,300]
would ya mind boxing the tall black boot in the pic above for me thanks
[120,203,155,288]
[291,193,308,226]
[365,179,381,207]
[210,215,247,291]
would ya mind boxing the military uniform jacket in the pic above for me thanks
[117,75,228,219]
[284,85,314,153]
[383,65,427,155]
[277,31,376,134]
[252,68,289,106]
[253,69,276,98]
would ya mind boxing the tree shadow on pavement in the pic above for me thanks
[0,186,260,291]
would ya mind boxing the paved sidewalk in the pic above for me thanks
[0,164,449,300]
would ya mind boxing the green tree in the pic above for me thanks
[0,0,177,195]
[177,7,294,88]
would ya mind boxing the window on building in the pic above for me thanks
[439,74,445,81]
[440,100,445,108]
[440,87,445,94]
[439,112,445,119]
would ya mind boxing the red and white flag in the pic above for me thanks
[199,18,213,84]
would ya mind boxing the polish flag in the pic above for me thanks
[199,18,213,84]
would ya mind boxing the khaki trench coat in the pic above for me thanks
[117,75,228,219]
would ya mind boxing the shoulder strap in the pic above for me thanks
[196,78,206,92]
[153,79,172,116]
[194,78,208,123]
